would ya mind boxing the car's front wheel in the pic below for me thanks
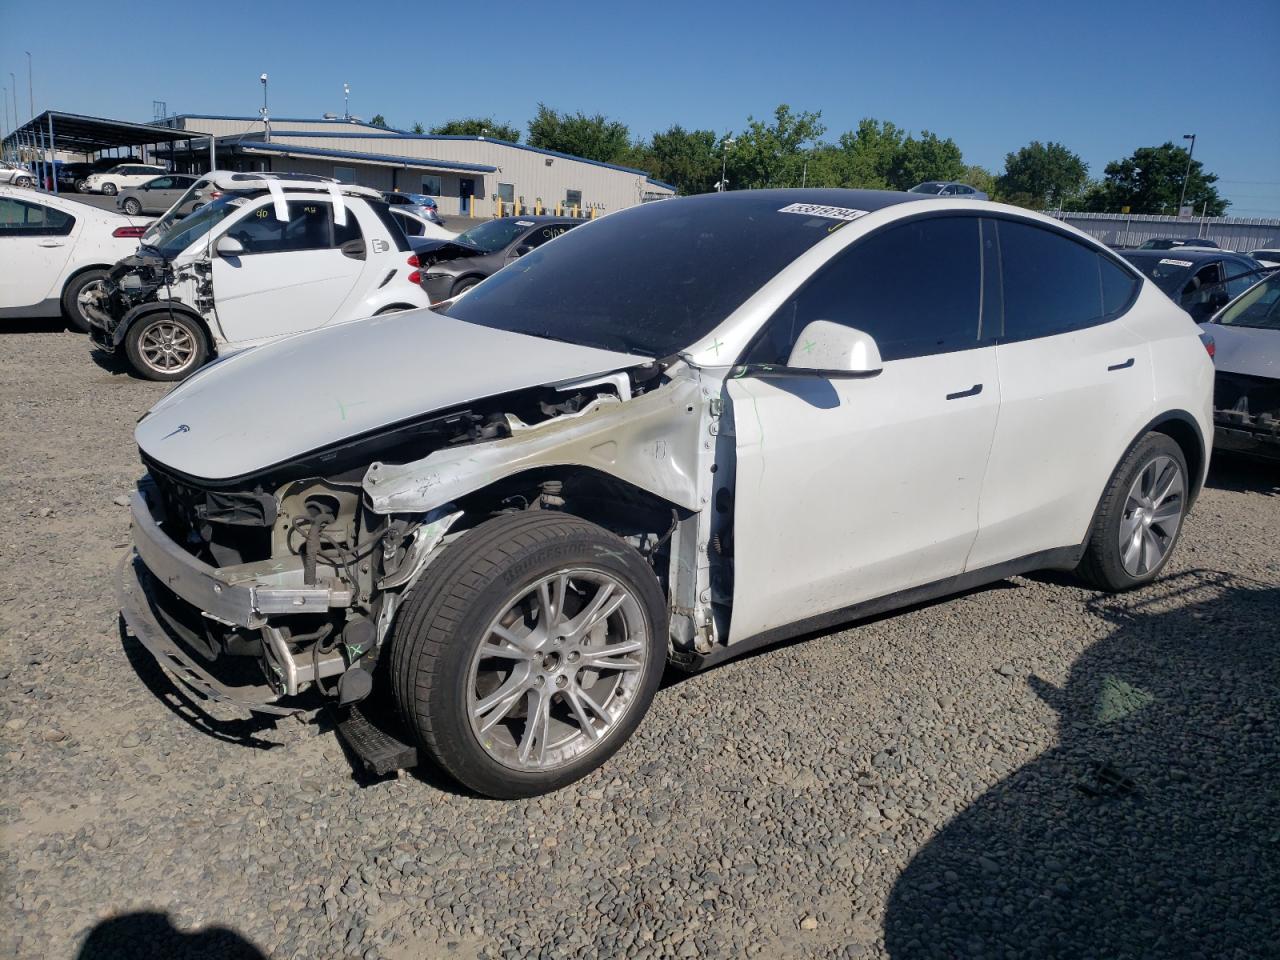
[102,182,118,196]
[122,197,142,216]
[390,512,667,798]
[124,313,207,381]
[1077,432,1190,591]
[74,178,89,193]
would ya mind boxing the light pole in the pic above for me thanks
[260,73,270,143]
[10,73,20,166]
[719,137,734,192]
[1178,133,1196,215]
[25,51,33,121]
[343,83,350,121]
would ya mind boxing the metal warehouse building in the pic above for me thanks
[156,114,675,216]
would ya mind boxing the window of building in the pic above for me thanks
[497,182,515,203]
[421,175,442,196]
[565,189,583,211]
[333,166,357,184]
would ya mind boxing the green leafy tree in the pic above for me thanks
[726,104,826,189]
[627,125,721,195]
[1082,142,1227,215]
[370,113,389,128]
[429,117,522,142]
[821,118,906,188]
[410,122,425,134]
[961,164,999,199]
[526,104,630,164]
[998,141,1088,208]
[888,131,965,190]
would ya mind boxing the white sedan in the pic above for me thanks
[80,163,167,196]
[0,186,148,329]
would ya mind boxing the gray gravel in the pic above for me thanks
[2,326,1277,960]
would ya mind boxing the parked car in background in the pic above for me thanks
[1248,248,1280,268]
[81,163,167,196]
[0,185,148,330]
[388,207,457,250]
[1198,270,1280,460]
[1138,237,1221,250]
[116,174,202,216]
[0,159,35,188]
[60,157,144,193]
[908,181,988,200]
[1119,248,1263,323]
[383,191,445,224]
[118,189,1212,798]
[83,174,430,380]
[417,216,580,302]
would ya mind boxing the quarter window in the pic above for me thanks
[0,197,75,236]
[743,215,983,365]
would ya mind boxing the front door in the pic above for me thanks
[725,213,999,643]
[459,178,475,215]
[210,199,367,345]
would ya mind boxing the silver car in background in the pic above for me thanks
[115,174,203,216]
[908,180,989,200]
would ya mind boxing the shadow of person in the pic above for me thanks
[77,911,267,960]
[884,571,1279,959]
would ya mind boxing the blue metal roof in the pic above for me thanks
[167,114,389,132]
[235,141,496,174]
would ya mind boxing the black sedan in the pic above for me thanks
[417,216,581,302]
[1119,248,1264,322]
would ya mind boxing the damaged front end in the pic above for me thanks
[85,252,212,353]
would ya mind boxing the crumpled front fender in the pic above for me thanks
[363,375,706,514]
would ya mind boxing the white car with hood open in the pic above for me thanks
[84,173,430,380]
[119,189,1214,798]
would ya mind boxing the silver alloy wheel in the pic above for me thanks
[466,568,649,772]
[124,198,142,215]
[138,319,197,374]
[1119,454,1185,577]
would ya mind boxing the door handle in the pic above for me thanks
[38,240,65,247]
[946,383,983,400]
[1107,357,1135,371]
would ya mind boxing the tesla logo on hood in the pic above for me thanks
[161,424,190,440]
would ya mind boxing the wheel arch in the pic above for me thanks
[115,301,217,358]
[1146,410,1207,505]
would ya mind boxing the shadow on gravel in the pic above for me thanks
[0,317,72,334]
[118,619,283,749]
[77,911,267,960]
[884,570,1280,958]
[1204,452,1279,497]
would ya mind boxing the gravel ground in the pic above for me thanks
[2,326,1277,960]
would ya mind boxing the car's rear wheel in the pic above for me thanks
[452,277,480,297]
[61,270,108,333]
[390,512,667,798]
[102,182,118,196]
[124,313,207,381]
[1077,432,1189,591]
[122,197,142,216]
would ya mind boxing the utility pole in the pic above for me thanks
[344,83,350,121]
[1178,133,1196,215]
[260,73,270,143]
[719,137,734,192]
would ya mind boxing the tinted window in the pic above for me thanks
[1216,273,1280,330]
[147,177,173,189]
[333,205,363,247]
[522,223,575,250]
[1100,256,1140,315]
[1225,259,1262,299]
[997,219,1116,338]
[743,215,982,365]
[227,201,339,254]
[393,211,424,236]
[0,197,75,236]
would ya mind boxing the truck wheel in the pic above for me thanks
[124,313,207,381]
[390,512,667,798]
[61,270,108,333]
[122,197,143,215]
[1077,432,1189,591]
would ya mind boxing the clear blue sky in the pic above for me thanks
[4,0,1278,214]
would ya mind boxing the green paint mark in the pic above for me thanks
[707,338,724,356]
[802,339,815,354]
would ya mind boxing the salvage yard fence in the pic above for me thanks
[1045,211,1280,252]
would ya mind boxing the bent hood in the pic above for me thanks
[1200,321,1279,380]
[137,309,648,481]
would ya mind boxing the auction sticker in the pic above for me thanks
[1159,258,1194,267]
[778,202,868,221]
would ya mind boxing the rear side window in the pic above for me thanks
[744,214,983,364]
[0,197,75,236]
[996,219,1135,339]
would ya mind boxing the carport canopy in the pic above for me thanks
[3,110,200,156]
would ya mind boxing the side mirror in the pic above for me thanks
[785,320,883,377]
[215,235,245,257]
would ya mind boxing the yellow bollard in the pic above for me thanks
[535,200,543,215]
[590,206,597,220]
[573,205,580,218]
[497,199,504,218]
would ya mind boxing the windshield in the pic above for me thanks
[1216,274,1280,329]
[452,219,533,254]
[445,192,853,357]
[147,196,241,258]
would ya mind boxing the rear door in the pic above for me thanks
[210,198,367,344]
[0,196,78,311]
[966,217,1151,570]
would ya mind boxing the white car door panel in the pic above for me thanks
[728,350,1000,642]
[0,195,78,310]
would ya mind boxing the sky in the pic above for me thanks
[3,0,1278,215]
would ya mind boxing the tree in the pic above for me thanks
[887,131,965,190]
[961,164,999,199]
[429,117,522,142]
[526,104,630,164]
[1083,142,1227,216]
[370,113,389,128]
[726,104,826,190]
[627,125,721,195]
[998,141,1088,208]
[410,122,425,134]
[820,118,906,188]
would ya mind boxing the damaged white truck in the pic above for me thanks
[120,189,1214,797]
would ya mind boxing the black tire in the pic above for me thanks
[60,269,108,333]
[451,277,480,297]
[1077,432,1190,592]
[75,179,89,193]
[102,182,118,196]
[122,197,142,216]
[389,512,668,798]
[123,311,208,381]
[15,175,33,188]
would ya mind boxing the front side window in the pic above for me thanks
[521,223,575,250]
[743,214,983,365]
[997,218,1127,339]
[1215,273,1280,330]
[147,177,173,190]
[1225,260,1262,299]
[0,197,75,236]
[225,200,345,254]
